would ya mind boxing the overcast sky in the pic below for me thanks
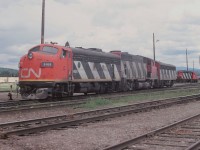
[0,0,200,69]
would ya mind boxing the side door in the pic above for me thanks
[60,49,72,81]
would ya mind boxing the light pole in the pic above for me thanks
[41,0,45,44]
[193,60,194,72]
[186,49,188,71]
[153,33,159,61]
[153,33,155,61]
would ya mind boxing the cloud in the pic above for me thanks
[1,0,200,69]
[162,49,199,56]
[54,0,79,5]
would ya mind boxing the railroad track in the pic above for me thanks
[0,94,90,113]
[1,83,199,104]
[0,85,199,113]
[0,94,200,139]
[104,113,200,150]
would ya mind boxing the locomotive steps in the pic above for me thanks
[0,94,200,138]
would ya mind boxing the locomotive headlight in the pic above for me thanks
[28,52,33,59]
[41,62,54,68]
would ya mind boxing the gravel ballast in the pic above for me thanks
[1,100,200,150]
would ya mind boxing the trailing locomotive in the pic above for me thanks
[176,70,198,83]
[18,43,176,99]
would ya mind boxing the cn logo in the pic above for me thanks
[21,68,41,78]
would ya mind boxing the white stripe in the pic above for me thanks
[169,70,172,80]
[143,63,147,77]
[88,62,100,79]
[160,70,162,80]
[100,63,111,80]
[188,73,192,79]
[138,63,143,78]
[162,69,165,80]
[183,73,186,79]
[162,69,164,80]
[186,73,189,79]
[121,61,126,78]
[174,71,176,79]
[114,64,120,80]
[168,70,170,79]
[132,62,138,78]
[165,70,167,79]
[184,73,187,79]
[166,70,168,79]
[126,61,133,79]
[74,61,88,80]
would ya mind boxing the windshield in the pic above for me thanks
[42,46,58,54]
[29,46,40,52]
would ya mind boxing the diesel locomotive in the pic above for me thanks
[18,43,176,99]
[176,70,198,83]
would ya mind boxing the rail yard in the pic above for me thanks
[0,83,200,150]
[1,1,200,150]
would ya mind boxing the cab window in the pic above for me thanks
[42,46,58,54]
[30,46,40,52]
[62,49,67,58]
[61,49,71,58]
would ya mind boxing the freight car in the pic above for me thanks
[18,43,176,99]
[176,70,198,83]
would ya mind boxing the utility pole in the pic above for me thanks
[199,56,200,67]
[193,60,194,72]
[41,0,45,44]
[186,49,188,71]
[153,33,155,61]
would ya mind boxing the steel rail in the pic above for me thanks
[103,113,200,150]
[0,99,85,113]
[0,94,200,138]
[185,140,200,150]
[1,83,199,106]
[0,86,199,113]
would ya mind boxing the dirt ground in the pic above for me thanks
[0,92,21,102]
[0,98,200,150]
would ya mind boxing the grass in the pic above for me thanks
[80,97,112,109]
[0,83,17,92]
[80,88,200,109]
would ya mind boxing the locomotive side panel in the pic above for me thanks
[121,53,147,80]
[72,48,121,82]
[158,62,176,87]
[71,48,121,93]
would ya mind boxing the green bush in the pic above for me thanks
[0,83,17,92]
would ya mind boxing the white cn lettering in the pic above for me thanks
[21,68,41,78]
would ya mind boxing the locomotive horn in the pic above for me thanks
[65,41,70,47]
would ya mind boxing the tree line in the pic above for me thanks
[0,68,18,77]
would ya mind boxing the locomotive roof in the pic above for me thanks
[158,61,176,67]
[71,47,120,59]
[120,52,144,61]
